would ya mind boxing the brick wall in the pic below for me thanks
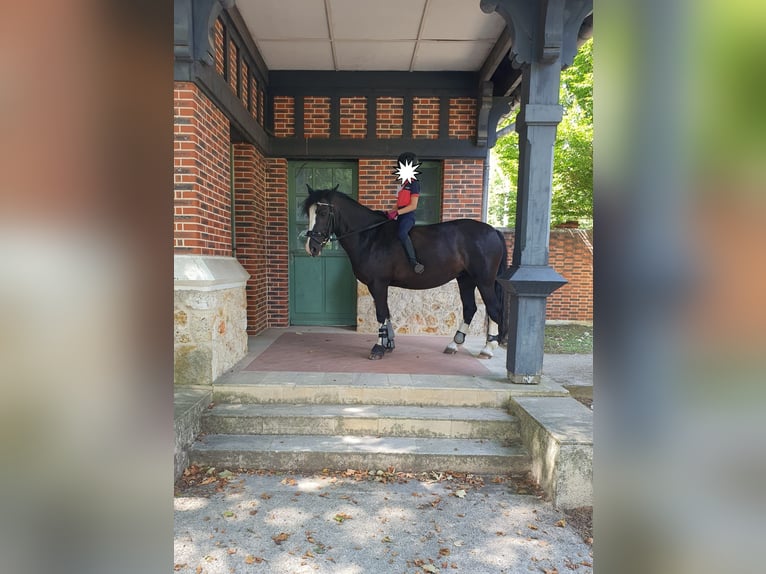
[340,97,367,139]
[503,229,593,321]
[173,81,232,256]
[442,159,484,220]
[273,96,295,137]
[448,97,476,139]
[359,159,396,211]
[265,158,289,327]
[304,97,331,138]
[413,97,440,139]
[376,97,404,138]
[273,95,478,142]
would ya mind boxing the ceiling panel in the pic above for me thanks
[412,40,496,71]
[334,41,417,71]
[237,0,329,40]
[328,0,426,40]
[256,40,335,70]
[233,0,507,72]
[420,0,506,40]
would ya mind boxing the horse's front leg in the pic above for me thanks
[368,284,394,360]
[444,276,477,354]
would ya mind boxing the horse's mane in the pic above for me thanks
[301,186,386,220]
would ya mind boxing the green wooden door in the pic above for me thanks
[289,162,358,325]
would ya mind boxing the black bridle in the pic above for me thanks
[306,201,389,246]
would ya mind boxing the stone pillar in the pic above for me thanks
[174,255,250,385]
[480,0,592,383]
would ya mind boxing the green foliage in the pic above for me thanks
[489,38,593,228]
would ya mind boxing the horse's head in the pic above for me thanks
[302,184,339,257]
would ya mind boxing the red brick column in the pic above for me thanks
[173,81,232,256]
[233,143,269,335]
[265,158,289,327]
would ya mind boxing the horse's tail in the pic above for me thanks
[494,228,509,344]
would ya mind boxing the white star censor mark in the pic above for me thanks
[394,160,421,184]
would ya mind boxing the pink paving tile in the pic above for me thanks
[244,332,490,376]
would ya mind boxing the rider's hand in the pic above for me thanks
[386,210,398,220]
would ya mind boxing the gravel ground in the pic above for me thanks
[174,468,593,574]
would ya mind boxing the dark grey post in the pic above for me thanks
[480,0,592,383]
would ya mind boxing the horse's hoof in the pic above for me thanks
[369,344,386,360]
[478,350,493,359]
[444,342,458,354]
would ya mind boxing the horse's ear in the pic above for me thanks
[306,184,314,193]
[333,184,339,191]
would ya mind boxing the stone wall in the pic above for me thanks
[357,281,489,336]
[174,255,250,385]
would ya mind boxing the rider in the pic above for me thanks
[387,151,424,274]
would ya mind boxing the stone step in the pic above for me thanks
[202,404,519,440]
[189,434,530,475]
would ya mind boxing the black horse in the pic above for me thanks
[303,185,507,360]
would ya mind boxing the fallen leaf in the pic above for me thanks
[227,548,237,555]
[244,555,263,564]
[382,536,393,543]
[454,490,466,499]
[453,540,464,547]
[260,493,272,500]
[218,470,234,479]
[528,523,539,531]
[222,511,235,518]
[195,567,202,574]
[422,564,439,573]
[173,564,186,571]
[555,519,566,528]
[334,513,353,523]
[281,477,297,486]
[439,547,451,556]
[272,532,290,545]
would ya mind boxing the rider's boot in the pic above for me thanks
[401,235,424,274]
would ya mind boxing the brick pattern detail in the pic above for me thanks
[264,158,289,327]
[413,97,440,139]
[304,97,331,138]
[503,230,593,321]
[250,77,259,122]
[214,18,224,76]
[232,144,268,334]
[273,96,295,137]
[376,97,403,138]
[240,60,249,108]
[442,159,484,220]
[448,97,476,140]
[174,82,232,256]
[228,40,238,93]
[340,97,367,139]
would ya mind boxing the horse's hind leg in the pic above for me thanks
[476,281,503,359]
[444,275,478,354]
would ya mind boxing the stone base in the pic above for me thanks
[510,396,593,509]
[174,255,249,385]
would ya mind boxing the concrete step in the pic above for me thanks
[189,434,530,475]
[202,404,519,441]
[212,371,566,407]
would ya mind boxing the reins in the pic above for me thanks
[306,201,389,244]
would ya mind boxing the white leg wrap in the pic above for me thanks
[479,320,499,358]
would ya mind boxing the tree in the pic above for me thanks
[489,38,593,228]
